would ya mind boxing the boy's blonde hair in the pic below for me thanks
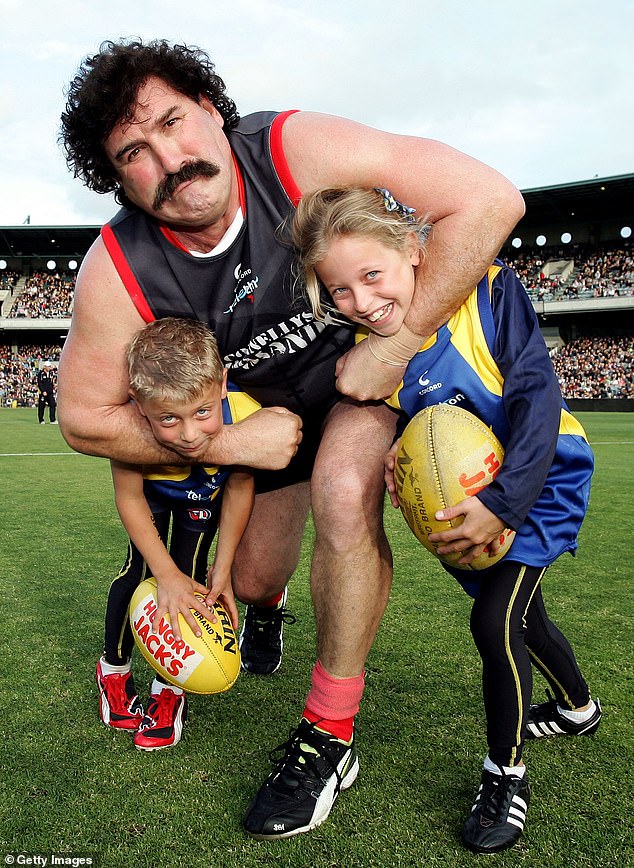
[127,317,225,403]
[291,186,431,320]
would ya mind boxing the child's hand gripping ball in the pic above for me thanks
[129,577,240,694]
[394,405,514,571]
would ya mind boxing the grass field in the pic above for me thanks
[0,408,632,867]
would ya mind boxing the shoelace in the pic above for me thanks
[103,672,133,710]
[478,768,523,822]
[143,690,180,729]
[247,606,296,639]
[268,722,345,793]
[478,773,505,820]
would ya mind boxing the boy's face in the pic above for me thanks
[135,372,227,461]
[316,233,420,336]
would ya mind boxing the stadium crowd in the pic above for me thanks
[550,335,634,399]
[1,334,632,406]
[505,242,633,301]
[1,243,631,317]
[0,270,21,291]
[0,242,632,406]
[0,344,61,407]
[7,272,74,318]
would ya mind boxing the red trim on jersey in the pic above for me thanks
[101,223,156,323]
[232,151,246,211]
[270,109,302,205]
[160,225,189,252]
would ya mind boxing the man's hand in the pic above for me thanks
[335,341,407,401]
[202,407,303,470]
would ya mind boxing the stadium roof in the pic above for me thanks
[514,173,634,233]
[0,172,631,261]
[0,225,99,260]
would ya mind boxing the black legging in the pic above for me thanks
[104,509,216,667]
[467,560,590,767]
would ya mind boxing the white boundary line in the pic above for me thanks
[591,440,634,445]
[0,451,86,457]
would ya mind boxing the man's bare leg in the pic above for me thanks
[310,400,396,677]
[232,480,311,603]
[233,480,310,675]
[243,400,398,839]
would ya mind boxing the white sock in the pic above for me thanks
[484,755,526,778]
[99,656,131,676]
[558,699,596,723]
[151,678,184,696]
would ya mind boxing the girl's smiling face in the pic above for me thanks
[315,233,420,336]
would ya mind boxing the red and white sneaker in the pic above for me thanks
[133,687,188,752]
[96,658,144,731]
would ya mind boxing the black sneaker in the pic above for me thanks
[526,691,602,739]
[462,768,530,854]
[239,588,296,675]
[243,719,359,839]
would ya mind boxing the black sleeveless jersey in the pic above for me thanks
[101,110,354,415]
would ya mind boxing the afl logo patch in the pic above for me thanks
[189,509,213,521]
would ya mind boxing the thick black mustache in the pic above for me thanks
[153,160,221,211]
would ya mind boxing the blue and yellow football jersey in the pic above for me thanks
[385,262,594,568]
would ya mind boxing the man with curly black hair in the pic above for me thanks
[58,38,525,840]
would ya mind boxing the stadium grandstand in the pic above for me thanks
[0,173,632,410]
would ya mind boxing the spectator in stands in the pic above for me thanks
[36,361,58,424]
[0,344,63,407]
[551,335,634,399]
[504,241,633,301]
[8,272,75,319]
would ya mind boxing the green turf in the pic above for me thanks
[0,408,632,867]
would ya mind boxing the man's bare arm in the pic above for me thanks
[282,112,525,398]
[58,237,302,468]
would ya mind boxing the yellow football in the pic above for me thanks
[129,577,240,694]
[394,405,515,571]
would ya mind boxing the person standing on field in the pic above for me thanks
[36,361,57,424]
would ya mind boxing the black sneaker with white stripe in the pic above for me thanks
[243,719,359,839]
[462,768,530,854]
[526,691,602,739]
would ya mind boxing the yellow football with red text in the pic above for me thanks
[129,577,240,694]
[394,405,515,571]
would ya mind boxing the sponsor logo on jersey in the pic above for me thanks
[416,369,465,407]
[225,313,327,372]
[186,489,206,501]
[442,392,466,406]
[418,378,443,397]
[224,262,259,314]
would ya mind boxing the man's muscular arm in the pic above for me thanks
[282,112,526,399]
[58,237,301,468]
